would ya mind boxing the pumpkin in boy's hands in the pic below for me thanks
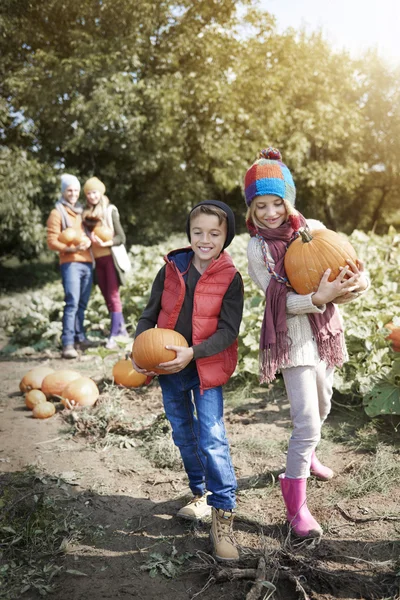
[112,359,147,387]
[19,366,54,393]
[93,224,113,242]
[58,227,83,245]
[284,227,358,295]
[132,328,189,374]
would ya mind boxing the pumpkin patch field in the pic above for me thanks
[0,231,399,600]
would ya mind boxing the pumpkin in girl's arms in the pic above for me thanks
[25,389,47,410]
[112,359,147,388]
[61,377,99,408]
[19,366,55,393]
[93,224,113,242]
[58,227,83,245]
[132,328,189,374]
[33,401,56,419]
[41,370,81,399]
[284,228,358,295]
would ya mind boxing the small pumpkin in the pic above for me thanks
[132,328,189,374]
[58,227,83,245]
[385,322,400,352]
[25,389,47,410]
[19,366,55,393]
[41,370,81,399]
[94,224,113,242]
[284,227,358,295]
[61,377,99,408]
[112,359,147,388]
[33,401,56,419]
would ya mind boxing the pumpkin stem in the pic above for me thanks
[299,227,313,243]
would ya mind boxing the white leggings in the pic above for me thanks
[282,362,334,479]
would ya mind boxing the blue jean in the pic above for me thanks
[60,262,93,346]
[158,364,236,510]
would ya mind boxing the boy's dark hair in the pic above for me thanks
[186,200,236,249]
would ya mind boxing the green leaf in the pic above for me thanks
[363,384,400,417]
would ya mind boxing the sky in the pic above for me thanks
[259,0,400,65]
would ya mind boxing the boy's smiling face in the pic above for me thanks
[190,213,227,270]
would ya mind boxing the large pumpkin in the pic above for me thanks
[385,323,400,352]
[284,228,358,295]
[62,377,99,408]
[94,224,113,242]
[132,328,189,374]
[41,370,81,399]
[19,366,55,393]
[112,359,147,387]
[58,227,82,245]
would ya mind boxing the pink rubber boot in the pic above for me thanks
[310,451,334,481]
[279,474,323,538]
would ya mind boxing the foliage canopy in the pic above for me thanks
[0,0,400,258]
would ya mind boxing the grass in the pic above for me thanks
[0,467,88,599]
[336,443,400,499]
[322,418,400,452]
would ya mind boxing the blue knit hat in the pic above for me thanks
[61,174,81,194]
[244,147,296,207]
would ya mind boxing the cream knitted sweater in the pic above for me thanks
[247,219,349,369]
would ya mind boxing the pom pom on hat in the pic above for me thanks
[61,174,81,194]
[244,147,296,207]
[83,177,106,195]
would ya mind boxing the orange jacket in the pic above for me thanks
[157,249,239,391]
[47,206,92,265]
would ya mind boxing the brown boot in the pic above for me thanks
[210,508,239,561]
[177,493,212,521]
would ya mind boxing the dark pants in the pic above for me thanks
[95,255,122,312]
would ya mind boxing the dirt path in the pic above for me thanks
[1,354,399,600]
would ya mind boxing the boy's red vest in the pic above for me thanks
[157,248,239,391]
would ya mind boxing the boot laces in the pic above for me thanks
[216,510,236,543]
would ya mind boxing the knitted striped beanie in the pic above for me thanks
[244,147,296,207]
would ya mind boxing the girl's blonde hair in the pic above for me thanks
[83,195,110,224]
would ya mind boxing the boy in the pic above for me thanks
[131,200,243,561]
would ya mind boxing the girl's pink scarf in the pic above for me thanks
[247,216,346,383]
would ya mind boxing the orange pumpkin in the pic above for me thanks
[132,328,189,374]
[25,389,47,410]
[385,323,400,352]
[58,227,83,245]
[19,366,55,393]
[61,377,99,408]
[112,359,147,388]
[284,228,358,295]
[94,224,113,242]
[41,370,81,399]
[33,401,56,419]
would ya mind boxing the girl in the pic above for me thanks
[83,177,129,349]
[244,148,368,538]
[47,174,93,359]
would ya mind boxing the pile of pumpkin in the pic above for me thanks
[20,367,100,419]
[19,329,199,419]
